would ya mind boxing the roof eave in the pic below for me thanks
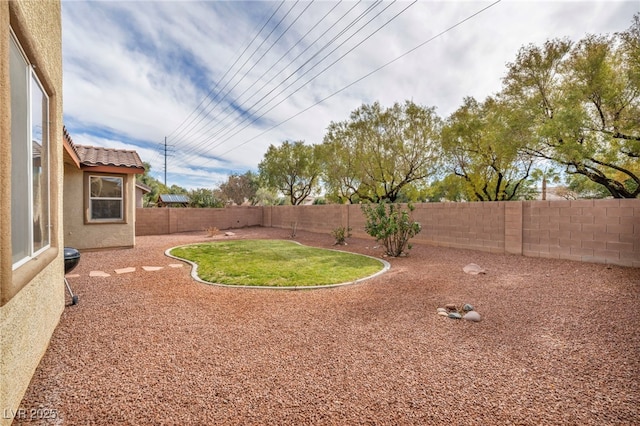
[63,129,82,168]
[81,164,145,175]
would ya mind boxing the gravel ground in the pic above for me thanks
[15,228,640,425]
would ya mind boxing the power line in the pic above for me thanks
[169,1,299,147]
[173,0,349,155]
[178,1,391,159]
[171,1,387,166]
[161,0,502,181]
[216,0,503,157]
[198,0,416,154]
[166,1,286,142]
[156,1,288,182]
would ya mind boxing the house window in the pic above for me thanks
[10,33,50,269]
[89,175,124,221]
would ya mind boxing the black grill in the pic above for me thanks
[64,247,80,274]
[63,247,80,305]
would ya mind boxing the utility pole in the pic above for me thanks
[161,137,174,187]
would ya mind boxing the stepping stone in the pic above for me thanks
[142,266,164,271]
[115,267,136,274]
[89,271,110,277]
[65,274,80,278]
[168,264,184,268]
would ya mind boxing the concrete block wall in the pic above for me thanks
[136,208,170,235]
[136,199,640,267]
[409,202,505,253]
[265,203,506,253]
[522,199,639,267]
[136,207,262,236]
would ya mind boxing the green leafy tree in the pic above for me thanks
[503,17,640,198]
[424,174,467,202]
[169,184,188,195]
[440,96,536,201]
[320,101,441,203]
[218,171,259,205]
[188,188,225,208]
[318,128,362,203]
[253,187,282,206]
[136,162,169,206]
[258,140,321,205]
[361,202,421,257]
[565,174,612,199]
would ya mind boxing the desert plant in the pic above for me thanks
[331,226,352,245]
[362,202,421,257]
[204,226,220,237]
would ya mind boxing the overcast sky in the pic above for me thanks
[61,0,638,189]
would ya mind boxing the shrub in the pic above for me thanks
[331,226,352,245]
[361,202,421,257]
[204,226,220,237]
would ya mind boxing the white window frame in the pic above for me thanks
[11,30,51,270]
[88,174,125,222]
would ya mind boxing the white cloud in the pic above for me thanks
[61,0,638,189]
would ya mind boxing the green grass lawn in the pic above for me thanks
[169,239,385,287]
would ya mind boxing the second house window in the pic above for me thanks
[88,175,124,221]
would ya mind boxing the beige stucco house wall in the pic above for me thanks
[62,131,144,250]
[0,2,64,424]
[63,163,140,250]
[136,182,151,208]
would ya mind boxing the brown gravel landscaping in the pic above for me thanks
[15,227,640,425]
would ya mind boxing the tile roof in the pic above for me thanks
[63,127,80,157]
[63,127,145,173]
[75,145,145,170]
[63,126,82,167]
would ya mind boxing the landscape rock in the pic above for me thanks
[463,263,486,275]
[448,312,462,319]
[463,311,482,322]
[225,231,236,236]
[463,303,474,312]
[438,311,449,317]
[436,308,447,314]
[445,303,457,311]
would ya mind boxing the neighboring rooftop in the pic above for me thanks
[158,194,190,205]
[136,182,152,193]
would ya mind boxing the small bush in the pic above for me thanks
[204,226,220,237]
[361,202,421,257]
[331,226,352,245]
